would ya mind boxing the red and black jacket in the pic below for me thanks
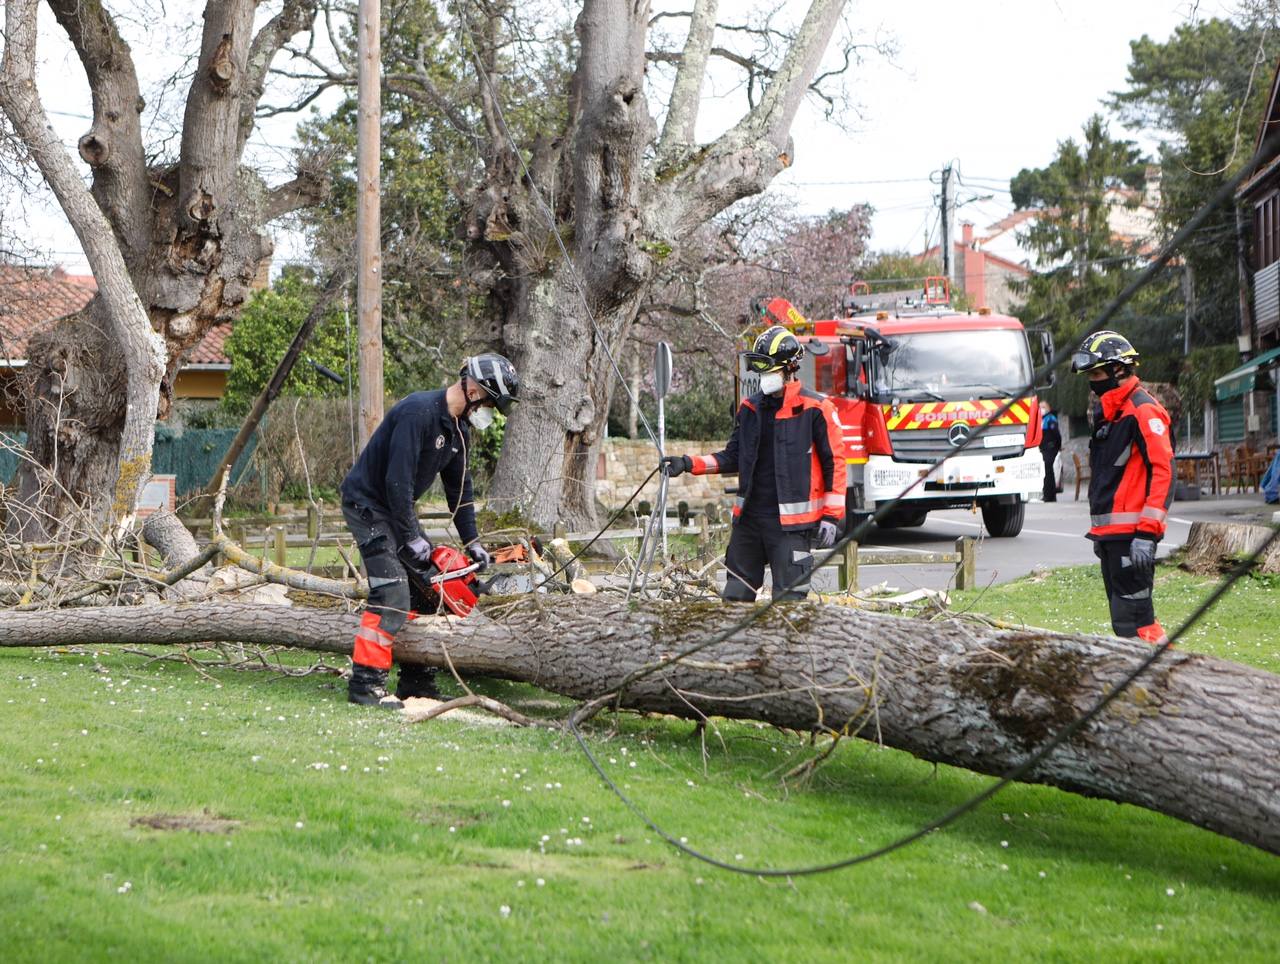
[1087,377,1173,541]
[690,380,846,529]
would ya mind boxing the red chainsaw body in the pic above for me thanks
[424,544,479,617]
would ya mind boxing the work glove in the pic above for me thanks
[660,454,692,478]
[404,536,433,565]
[816,519,839,550]
[1128,536,1157,578]
[466,542,491,572]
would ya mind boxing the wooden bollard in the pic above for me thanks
[956,535,977,590]
[838,539,859,592]
[273,525,288,567]
[307,504,320,541]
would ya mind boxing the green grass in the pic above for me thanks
[2,563,1278,961]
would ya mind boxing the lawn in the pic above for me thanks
[1,561,1277,961]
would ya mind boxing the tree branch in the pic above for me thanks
[264,167,330,222]
[238,0,321,155]
[45,0,151,265]
[657,0,719,165]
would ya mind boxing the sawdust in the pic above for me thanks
[400,696,517,727]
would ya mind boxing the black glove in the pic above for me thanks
[1128,536,1157,578]
[403,536,433,565]
[466,542,491,572]
[661,454,693,478]
[816,519,838,549]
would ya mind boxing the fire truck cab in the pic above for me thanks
[739,283,1053,538]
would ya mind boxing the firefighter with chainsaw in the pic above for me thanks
[340,353,519,708]
[661,326,845,600]
[1072,330,1173,643]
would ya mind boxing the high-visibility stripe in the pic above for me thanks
[690,454,719,475]
[847,457,868,464]
[778,498,823,516]
[1140,506,1167,522]
[822,492,845,510]
[1137,622,1168,644]
[353,611,393,669]
[1091,511,1141,527]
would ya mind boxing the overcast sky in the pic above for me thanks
[4,0,1210,273]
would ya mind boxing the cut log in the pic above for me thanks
[0,597,1277,856]
[1180,521,1280,574]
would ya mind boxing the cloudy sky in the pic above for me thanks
[4,0,1207,273]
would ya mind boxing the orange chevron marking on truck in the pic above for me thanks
[883,397,1034,431]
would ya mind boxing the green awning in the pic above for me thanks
[1214,345,1280,401]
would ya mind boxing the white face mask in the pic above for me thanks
[468,405,495,430]
[759,371,785,396]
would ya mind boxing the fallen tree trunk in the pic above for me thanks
[1,597,1277,855]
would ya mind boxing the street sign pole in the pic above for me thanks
[654,342,674,557]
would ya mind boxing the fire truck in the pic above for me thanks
[739,281,1054,538]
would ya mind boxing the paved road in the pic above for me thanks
[809,493,1273,594]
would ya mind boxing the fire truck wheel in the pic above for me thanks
[980,500,1025,538]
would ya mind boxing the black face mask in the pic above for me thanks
[1089,373,1122,397]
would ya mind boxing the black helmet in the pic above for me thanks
[460,353,520,414]
[1071,330,1140,374]
[743,325,804,374]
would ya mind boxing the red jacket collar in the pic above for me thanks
[1100,376,1141,420]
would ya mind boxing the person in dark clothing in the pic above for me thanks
[662,324,846,601]
[341,353,519,708]
[1040,402,1062,502]
[1071,331,1172,644]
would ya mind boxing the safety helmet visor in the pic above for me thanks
[1070,349,1102,373]
[743,351,785,374]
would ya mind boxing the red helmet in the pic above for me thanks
[425,545,479,617]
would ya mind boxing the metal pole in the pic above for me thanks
[940,162,954,284]
[355,0,383,450]
[657,391,667,558]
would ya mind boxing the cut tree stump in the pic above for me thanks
[0,596,1277,855]
[1180,521,1280,574]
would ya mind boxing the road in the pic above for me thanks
[808,493,1273,594]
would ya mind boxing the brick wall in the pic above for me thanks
[597,438,732,509]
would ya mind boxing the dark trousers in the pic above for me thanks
[1095,537,1157,638]
[1042,448,1060,502]
[722,513,814,601]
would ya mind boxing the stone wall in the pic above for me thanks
[598,438,731,509]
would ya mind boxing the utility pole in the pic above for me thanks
[355,0,383,450]
[940,162,955,284]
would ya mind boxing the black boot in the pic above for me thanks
[395,663,441,701]
[347,664,404,709]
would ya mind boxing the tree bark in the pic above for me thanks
[0,0,323,541]
[477,0,849,529]
[1181,521,1280,574]
[2,596,1277,856]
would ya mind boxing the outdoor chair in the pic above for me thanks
[1073,452,1091,501]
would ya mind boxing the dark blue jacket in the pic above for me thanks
[340,390,478,547]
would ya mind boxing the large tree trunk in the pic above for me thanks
[1182,521,1280,574]
[2,596,1277,856]
[0,0,323,540]
[476,0,849,529]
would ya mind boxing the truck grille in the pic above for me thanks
[889,427,1025,462]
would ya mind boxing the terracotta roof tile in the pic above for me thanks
[0,265,96,360]
[0,265,231,366]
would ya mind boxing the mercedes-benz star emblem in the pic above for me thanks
[947,422,972,447]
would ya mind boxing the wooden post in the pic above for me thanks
[273,525,288,567]
[356,0,383,450]
[307,504,320,541]
[697,513,710,565]
[838,539,858,592]
[553,521,567,541]
[956,535,977,590]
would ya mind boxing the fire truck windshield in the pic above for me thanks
[880,329,1031,399]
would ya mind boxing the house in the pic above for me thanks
[918,223,1032,314]
[0,264,231,426]
[1227,58,1280,447]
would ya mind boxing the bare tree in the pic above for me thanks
[0,0,326,542]
[455,0,853,529]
